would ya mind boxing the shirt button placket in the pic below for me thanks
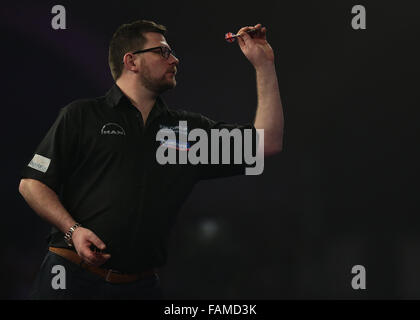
[136,111,145,132]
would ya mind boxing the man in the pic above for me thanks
[19,20,284,299]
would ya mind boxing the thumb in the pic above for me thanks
[88,232,106,250]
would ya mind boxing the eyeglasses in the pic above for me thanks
[131,46,177,60]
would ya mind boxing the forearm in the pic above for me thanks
[253,63,284,155]
[19,178,76,234]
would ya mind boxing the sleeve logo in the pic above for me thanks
[28,154,51,173]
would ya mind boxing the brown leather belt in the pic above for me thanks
[49,247,157,284]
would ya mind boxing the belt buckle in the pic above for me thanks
[105,269,120,282]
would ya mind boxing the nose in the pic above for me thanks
[168,53,179,65]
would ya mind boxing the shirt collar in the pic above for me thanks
[105,83,168,119]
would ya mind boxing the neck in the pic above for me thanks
[116,77,157,123]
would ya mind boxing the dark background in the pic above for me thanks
[1,0,419,299]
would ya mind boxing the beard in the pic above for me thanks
[139,60,176,94]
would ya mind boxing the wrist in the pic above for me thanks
[254,61,275,73]
[64,222,82,247]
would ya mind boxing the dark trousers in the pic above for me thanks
[29,251,163,300]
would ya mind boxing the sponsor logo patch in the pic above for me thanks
[28,154,51,173]
[159,124,188,136]
[160,140,190,151]
[158,123,189,150]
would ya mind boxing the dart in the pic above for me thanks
[224,28,261,43]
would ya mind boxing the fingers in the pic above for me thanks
[236,24,266,47]
[82,233,110,266]
[79,246,111,267]
[260,26,267,40]
[73,228,111,266]
[237,24,262,36]
[251,24,265,39]
[87,232,107,251]
[236,26,253,46]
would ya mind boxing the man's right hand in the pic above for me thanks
[71,227,111,267]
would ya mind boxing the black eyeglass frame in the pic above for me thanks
[131,46,176,60]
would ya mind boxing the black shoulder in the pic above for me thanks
[62,98,97,114]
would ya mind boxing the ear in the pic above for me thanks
[122,53,139,72]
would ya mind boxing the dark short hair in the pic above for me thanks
[108,20,167,80]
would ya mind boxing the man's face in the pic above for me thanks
[137,32,179,94]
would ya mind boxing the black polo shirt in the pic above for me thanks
[21,84,256,273]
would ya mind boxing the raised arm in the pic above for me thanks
[237,24,284,156]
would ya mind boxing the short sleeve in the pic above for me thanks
[195,114,258,180]
[20,106,80,194]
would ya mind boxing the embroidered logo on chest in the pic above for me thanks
[101,123,126,136]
